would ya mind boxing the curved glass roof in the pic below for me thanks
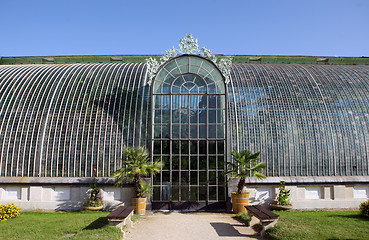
[0,62,369,178]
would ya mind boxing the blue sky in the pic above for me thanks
[1,0,368,57]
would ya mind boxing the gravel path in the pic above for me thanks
[124,211,263,240]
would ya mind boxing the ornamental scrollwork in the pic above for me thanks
[146,34,232,85]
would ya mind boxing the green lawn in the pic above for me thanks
[266,210,369,240]
[0,211,123,240]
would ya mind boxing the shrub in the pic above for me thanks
[0,203,20,221]
[235,212,250,224]
[359,199,369,217]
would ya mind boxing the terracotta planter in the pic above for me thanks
[132,197,147,215]
[270,203,293,210]
[82,205,103,211]
[231,192,249,213]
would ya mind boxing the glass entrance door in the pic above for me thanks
[151,55,226,210]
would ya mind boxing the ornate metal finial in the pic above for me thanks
[146,34,232,85]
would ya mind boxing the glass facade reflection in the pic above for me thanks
[151,55,227,203]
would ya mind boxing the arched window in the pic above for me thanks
[151,55,227,210]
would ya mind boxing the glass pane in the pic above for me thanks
[153,141,161,154]
[190,85,198,94]
[162,171,170,182]
[209,171,216,185]
[194,76,205,87]
[154,125,161,138]
[181,141,189,154]
[209,110,216,123]
[218,171,225,184]
[153,173,161,185]
[181,171,189,184]
[172,171,179,185]
[199,171,207,185]
[162,125,170,138]
[173,76,185,87]
[209,156,216,170]
[218,156,224,169]
[162,95,170,109]
[190,156,198,170]
[153,187,160,201]
[199,125,207,138]
[217,141,224,154]
[209,187,217,200]
[190,141,198,154]
[199,156,207,170]
[172,86,180,93]
[181,110,189,123]
[208,96,216,108]
[184,74,195,82]
[172,186,179,201]
[162,140,170,154]
[154,95,161,108]
[189,110,198,123]
[198,95,207,108]
[181,125,189,138]
[208,125,216,139]
[199,86,206,94]
[208,83,216,94]
[181,156,189,170]
[190,171,198,185]
[162,183,170,200]
[172,157,179,170]
[190,95,198,109]
[172,140,180,153]
[199,141,207,154]
[172,110,180,124]
[190,125,197,138]
[162,110,170,123]
[218,186,225,200]
[199,186,207,201]
[199,110,207,123]
[162,83,171,93]
[209,141,216,154]
[172,95,180,109]
[154,110,161,123]
[181,186,189,201]
[162,156,170,170]
[164,74,174,85]
[217,125,225,138]
[190,187,198,201]
[180,86,189,94]
[172,124,179,138]
[180,95,188,108]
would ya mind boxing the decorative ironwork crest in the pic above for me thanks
[146,34,232,85]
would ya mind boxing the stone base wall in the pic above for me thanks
[1,176,368,211]
[0,177,135,211]
[228,176,369,209]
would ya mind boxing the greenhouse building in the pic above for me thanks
[0,37,369,210]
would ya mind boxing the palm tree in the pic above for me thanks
[225,149,266,194]
[113,146,162,198]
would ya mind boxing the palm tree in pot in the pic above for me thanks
[225,149,266,213]
[113,146,162,215]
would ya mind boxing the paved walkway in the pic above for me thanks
[124,211,263,240]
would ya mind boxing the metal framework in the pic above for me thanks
[151,55,227,206]
[0,61,369,179]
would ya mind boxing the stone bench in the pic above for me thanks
[107,206,135,229]
[245,205,279,237]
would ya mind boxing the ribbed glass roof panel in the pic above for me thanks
[0,63,148,177]
[1,62,369,177]
[229,63,369,177]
